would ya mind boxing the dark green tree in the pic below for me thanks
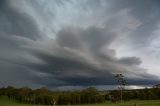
[115,74,127,102]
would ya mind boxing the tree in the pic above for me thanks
[115,74,127,102]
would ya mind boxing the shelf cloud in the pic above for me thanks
[0,0,160,89]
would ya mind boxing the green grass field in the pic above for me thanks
[0,96,160,106]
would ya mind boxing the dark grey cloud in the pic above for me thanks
[118,57,142,66]
[0,2,41,40]
[109,0,160,45]
[57,28,83,49]
[82,27,116,52]
[25,26,159,87]
[0,0,160,89]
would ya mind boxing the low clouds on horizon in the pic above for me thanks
[0,0,160,88]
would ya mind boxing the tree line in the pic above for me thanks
[107,88,160,102]
[0,86,105,105]
[0,86,160,105]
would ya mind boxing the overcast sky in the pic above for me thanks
[0,0,160,89]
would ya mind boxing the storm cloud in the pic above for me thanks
[0,0,160,89]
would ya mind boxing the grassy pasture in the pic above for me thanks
[0,96,160,106]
